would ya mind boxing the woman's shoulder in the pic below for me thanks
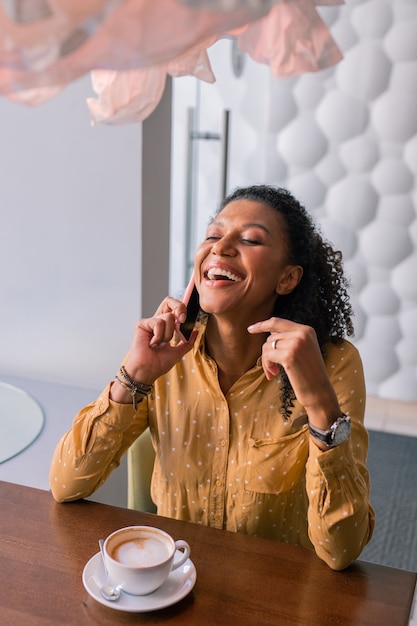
[324,338,362,366]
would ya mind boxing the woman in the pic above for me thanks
[50,185,374,570]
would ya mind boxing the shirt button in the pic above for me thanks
[214,514,221,521]
[220,439,226,447]
[216,479,222,487]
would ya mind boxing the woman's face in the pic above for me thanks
[194,199,302,323]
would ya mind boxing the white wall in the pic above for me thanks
[0,76,142,390]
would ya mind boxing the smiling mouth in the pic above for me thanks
[205,268,243,282]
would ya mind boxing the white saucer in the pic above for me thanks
[82,552,196,612]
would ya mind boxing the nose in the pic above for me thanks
[211,234,237,256]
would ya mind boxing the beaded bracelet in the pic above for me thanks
[114,365,153,410]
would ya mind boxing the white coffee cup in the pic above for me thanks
[103,525,191,595]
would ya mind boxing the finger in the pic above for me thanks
[263,361,280,381]
[148,314,176,346]
[247,317,296,335]
[154,297,187,323]
[262,339,282,380]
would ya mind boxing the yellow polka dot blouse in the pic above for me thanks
[50,329,374,570]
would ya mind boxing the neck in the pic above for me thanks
[205,316,266,394]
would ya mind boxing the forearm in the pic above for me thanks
[49,384,148,502]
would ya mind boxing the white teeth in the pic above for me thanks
[207,268,242,282]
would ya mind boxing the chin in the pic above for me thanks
[199,302,216,315]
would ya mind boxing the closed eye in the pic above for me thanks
[241,238,261,245]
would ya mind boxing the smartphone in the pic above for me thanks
[176,276,201,342]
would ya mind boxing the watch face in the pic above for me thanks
[332,420,351,444]
[331,417,351,445]
[309,415,351,447]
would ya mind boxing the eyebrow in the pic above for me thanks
[210,219,272,236]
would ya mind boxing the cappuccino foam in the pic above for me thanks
[111,534,171,567]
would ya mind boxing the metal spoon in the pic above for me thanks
[98,539,121,602]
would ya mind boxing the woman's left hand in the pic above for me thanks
[248,317,340,425]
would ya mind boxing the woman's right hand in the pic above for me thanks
[110,297,196,403]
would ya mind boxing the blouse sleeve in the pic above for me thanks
[49,383,149,502]
[305,341,375,570]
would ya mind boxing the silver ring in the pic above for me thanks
[271,339,277,350]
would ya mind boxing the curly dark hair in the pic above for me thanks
[218,185,354,419]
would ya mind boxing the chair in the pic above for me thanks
[127,428,157,513]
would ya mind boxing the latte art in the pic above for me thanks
[103,525,191,595]
[112,536,171,567]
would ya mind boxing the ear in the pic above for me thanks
[275,265,303,295]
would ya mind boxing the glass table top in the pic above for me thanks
[0,381,44,464]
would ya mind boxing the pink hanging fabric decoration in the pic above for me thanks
[0,0,344,124]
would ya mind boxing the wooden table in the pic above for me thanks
[1,481,415,625]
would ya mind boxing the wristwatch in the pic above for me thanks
[308,414,351,448]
